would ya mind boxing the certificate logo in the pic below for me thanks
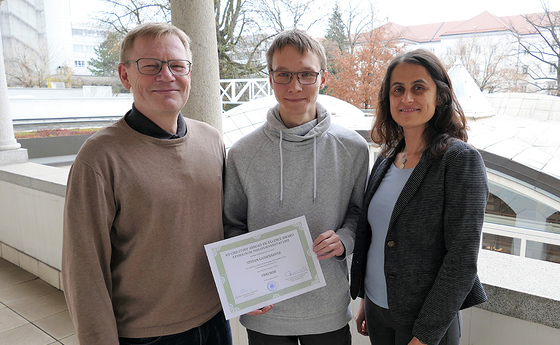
[267,281,279,291]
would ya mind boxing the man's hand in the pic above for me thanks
[313,230,344,260]
[245,305,274,316]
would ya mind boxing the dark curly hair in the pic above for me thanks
[371,49,468,158]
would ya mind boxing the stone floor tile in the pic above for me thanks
[34,309,75,340]
[0,307,28,333]
[0,323,56,345]
[0,278,59,305]
[9,290,67,322]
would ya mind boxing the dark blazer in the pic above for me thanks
[350,139,488,345]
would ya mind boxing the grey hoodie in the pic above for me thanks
[223,102,369,335]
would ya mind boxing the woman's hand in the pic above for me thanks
[355,298,368,336]
[245,305,274,316]
[408,337,427,345]
[313,230,344,260]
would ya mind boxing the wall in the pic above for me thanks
[0,163,66,288]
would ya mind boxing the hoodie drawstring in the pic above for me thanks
[279,131,284,206]
[313,136,317,204]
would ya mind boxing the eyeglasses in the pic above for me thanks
[126,58,192,76]
[270,70,322,85]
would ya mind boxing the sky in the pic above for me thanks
[69,0,559,30]
[329,0,559,26]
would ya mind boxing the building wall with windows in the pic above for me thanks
[71,23,105,76]
[0,0,103,83]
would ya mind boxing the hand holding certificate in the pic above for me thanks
[204,216,326,320]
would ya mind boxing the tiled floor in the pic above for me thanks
[0,258,77,345]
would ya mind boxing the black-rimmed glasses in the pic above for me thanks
[126,58,192,76]
[270,70,322,85]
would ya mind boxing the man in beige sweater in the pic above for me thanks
[62,22,231,345]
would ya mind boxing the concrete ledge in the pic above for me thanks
[479,284,560,329]
[477,250,560,329]
[0,162,67,197]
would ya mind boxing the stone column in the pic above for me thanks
[0,0,28,165]
[170,0,222,133]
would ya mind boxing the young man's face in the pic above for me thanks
[118,34,191,122]
[269,45,326,128]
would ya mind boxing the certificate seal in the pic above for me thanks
[267,281,279,291]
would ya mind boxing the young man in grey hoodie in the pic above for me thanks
[223,28,369,345]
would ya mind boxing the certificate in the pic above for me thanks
[204,216,326,320]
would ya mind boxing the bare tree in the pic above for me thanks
[215,0,270,78]
[341,0,376,55]
[4,43,51,87]
[251,0,322,33]
[95,0,171,35]
[509,3,560,95]
[442,36,523,93]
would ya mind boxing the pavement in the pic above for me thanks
[0,258,77,344]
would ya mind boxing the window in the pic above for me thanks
[483,179,560,264]
[485,193,516,225]
[75,61,85,68]
[482,234,521,256]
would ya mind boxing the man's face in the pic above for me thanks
[269,45,326,127]
[118,34,191,121]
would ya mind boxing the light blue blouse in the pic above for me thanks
[364,163,414,308]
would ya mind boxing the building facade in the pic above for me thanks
[0,0,102,86]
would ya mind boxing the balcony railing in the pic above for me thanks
[220,78,272,107]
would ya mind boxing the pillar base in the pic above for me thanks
[0,148,28,166]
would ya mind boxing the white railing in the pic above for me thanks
[220,78,272,106]
[482,221,560,259]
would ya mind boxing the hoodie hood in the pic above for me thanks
[263,102,331,144]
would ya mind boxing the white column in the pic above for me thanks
[0,0,28,165]
[170,0,222,133]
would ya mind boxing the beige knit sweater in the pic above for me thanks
[62,117,225,344]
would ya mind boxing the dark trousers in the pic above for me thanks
[247,324,351,345]
[364,296,461,345]
[119,310,232,345]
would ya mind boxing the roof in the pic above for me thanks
[382,11,559,43]
[468,93,560,197]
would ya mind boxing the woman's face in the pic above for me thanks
[389,63,438,132]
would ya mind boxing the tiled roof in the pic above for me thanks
[383,11,558,43]
[385,21,462,43]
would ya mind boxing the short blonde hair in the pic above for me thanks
[120,22,192,63]
[266,29,327,71]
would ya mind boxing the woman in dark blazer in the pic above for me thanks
[350,49,488,345]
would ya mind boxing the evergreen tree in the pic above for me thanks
[324,2,347,54]
[89,31,123,76]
